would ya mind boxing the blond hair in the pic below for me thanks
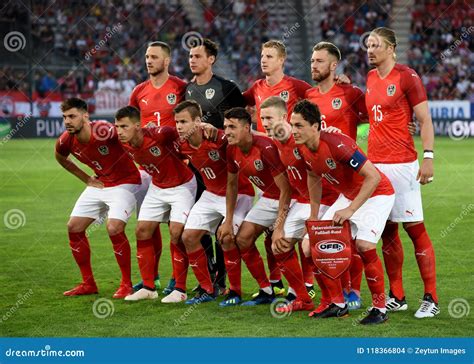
[262,40,287,58]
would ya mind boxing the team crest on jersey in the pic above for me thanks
[293,148,302,160]
[387,84,396,96]
[208,150,220,161]
[332,98,342,110]
[98,145,109,155]
[254,159,264,171]
[205,88,215,99]
[167,93,177,104]
[279,90,289,102]
[149,146,161,157]
[325,158,336,170]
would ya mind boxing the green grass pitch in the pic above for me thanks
[0,137,472,337]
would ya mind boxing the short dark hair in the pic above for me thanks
[194,38,218,59]
[224,107,252,125]
[61,98,88,113]
[148,41,171,56]
[293,100,321,130]
[173,100,202,119]
[312,41,341,61]
[115,106,141,123]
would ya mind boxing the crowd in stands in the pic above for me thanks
[1,0,471,102]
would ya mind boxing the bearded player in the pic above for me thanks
[291,100,395,324]
[55,98,141,298]
[129,41,187,294]
[114,106,197,302]
[366,27,439,318]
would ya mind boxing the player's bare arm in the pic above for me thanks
[55,151,104,188]
[271,172,292,244]
[217,171,238,242]
[333,161,380,225]
[413,101,435,185]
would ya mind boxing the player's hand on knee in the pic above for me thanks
[417,159,434,185]
[87,176,104,188]
[407,121,417,135]
[332,207,354,225]
[217,221,234,242]
[271,226,284,245]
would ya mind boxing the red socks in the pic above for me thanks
[136,238,156,289]
[222,247,242,296]
[360,249,386,310]
[341,270,351,294]
[187,248,213,293]
[350,250,364,294]
[68,231,94,285]
[381,223,405,299]
[151,226,162,277]
[405,223,438,303]
[240,245,270,289]
[274,250,311,302]
[170,242,189,291]
[305,256,341,304]
[298,243,313,286]
[264,233,281,282]
[109,232,132,286]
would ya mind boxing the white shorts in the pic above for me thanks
[70,184,138,223]
[244,196,281,227]
[285,203,330,239]
[375,160,424,222]
[138,177,197,224]
[321,193,395,244]
[185,191,254,235]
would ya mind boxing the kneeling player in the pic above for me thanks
[174,100,255,304]
[56,98,141,298]
[218,108,292,306]
[115,106,197,302]
[291,100,395,325]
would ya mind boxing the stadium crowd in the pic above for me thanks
[1,0,471,101]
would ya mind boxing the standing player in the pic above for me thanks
[243,40,311,293]
[305,41,367,309]
[174,100,255,304]
[186,38,247,293]
[55,98,141,298]
[129,41,187,294]
[218,107,292,306]
[291,100,395,324]
[365,27,439,318]
[114,106,197,302]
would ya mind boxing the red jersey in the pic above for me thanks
[227,135,286,200]
[243,75,311,132]
[129,76,186,128]
[365,64,427,163]
[122,127,193,188]
[305,84,367,140]
[301,132,394,200]
[179,130,254,197]
[274,134,338,206]
[55,121,141,187]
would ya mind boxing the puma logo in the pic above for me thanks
[141,99,149,105]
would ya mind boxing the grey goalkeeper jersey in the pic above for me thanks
[185,74,246,129]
